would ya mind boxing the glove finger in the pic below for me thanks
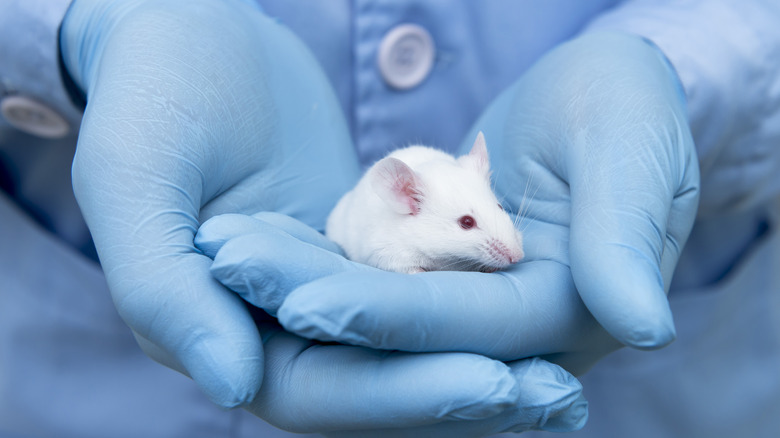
[277,260,611,367]
[209,229,373,313]
[72,160,265,409]
[324,358,586,437]
[117,253,264,407]
[131,331,188,375]
[564,37,698,349]
[568,113,697,349]
[195,212,342,259]
[249,329,585,434]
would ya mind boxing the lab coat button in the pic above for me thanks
[0,95,70,138]
[378,24,435,90]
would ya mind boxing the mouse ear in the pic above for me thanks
[370,157,424,215]
[458,131,491,179]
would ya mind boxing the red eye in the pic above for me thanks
[458,215,476,230]
[497,203,504,211]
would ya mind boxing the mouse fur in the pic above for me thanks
[326,132,523,274]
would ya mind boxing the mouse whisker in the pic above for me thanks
[515,175,540,232]
[518,201,543,234]
[433,253,487,272]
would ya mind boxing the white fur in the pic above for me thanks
[326,132,523,274]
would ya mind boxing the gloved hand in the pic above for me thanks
[60,0,586,434]
[199,32,700,377]
[196,213,587,436]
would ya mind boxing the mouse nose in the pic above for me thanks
[509,248,524,264]
[490,240,524,265]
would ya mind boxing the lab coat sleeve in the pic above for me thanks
[0,0,83,136]
[584,0,780,217]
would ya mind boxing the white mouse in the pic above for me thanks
[326,132,524,274]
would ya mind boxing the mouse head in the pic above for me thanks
[370,132,524,272]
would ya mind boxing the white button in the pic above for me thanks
[1,95,70,139]
[378,24,435,90]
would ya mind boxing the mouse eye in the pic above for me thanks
[458,215,476,230]
[497,203,504,211]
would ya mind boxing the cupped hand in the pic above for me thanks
[60,0,360,407]
[196,213,587,435]
[198,32,700,376]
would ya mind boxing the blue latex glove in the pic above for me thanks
[196,213,587,435]
[200,32,700,376]
[60,0,586,433]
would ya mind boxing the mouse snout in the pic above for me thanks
[505,241,524,264]
[488,239,524,266]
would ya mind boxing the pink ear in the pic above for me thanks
[458,131,490,178]
[370,157,424,215]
